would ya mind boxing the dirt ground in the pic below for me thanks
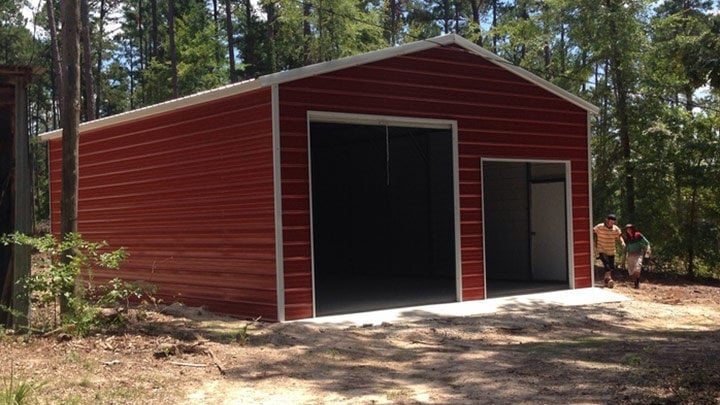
[2,272,720,405]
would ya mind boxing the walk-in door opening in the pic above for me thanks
[310,121,456,316]
[482,160,570,298]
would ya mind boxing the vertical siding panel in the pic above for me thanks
[279,45,592,319]
[49,89,279,320]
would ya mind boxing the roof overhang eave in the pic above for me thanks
[38,34,599,142]
[38,78,265,142]
[448,35,600,115]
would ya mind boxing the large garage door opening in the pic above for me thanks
[483,160,570,298]
[310,120,457,316]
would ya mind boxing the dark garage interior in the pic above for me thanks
[310,122,457,316]
[483,160,570,298]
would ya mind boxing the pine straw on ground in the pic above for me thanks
[1,274,719,405]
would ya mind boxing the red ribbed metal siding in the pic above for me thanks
[46,43,593,322]
[279,45,592,319]
[49,89,279,320]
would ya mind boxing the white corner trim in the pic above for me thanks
[272,84,286,322]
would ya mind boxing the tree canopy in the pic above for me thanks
[3,0,719,277]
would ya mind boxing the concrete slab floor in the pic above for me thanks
[296,287,630,327]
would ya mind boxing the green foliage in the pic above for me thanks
[0,232,155,335]
[6,0,720,282]
[139,0,228,104]
[235,323,251,346]
[234,316,261,345]
[95,278,158,309]
[1,365,43,405]
[175,7,228,94]
[0,0,38,65]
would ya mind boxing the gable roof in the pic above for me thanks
[39,34,599,141]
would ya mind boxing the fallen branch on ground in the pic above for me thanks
[170,361,207,368]
[153,341,226,375]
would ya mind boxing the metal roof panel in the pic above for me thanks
[38,34,598,142]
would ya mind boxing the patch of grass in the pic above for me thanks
[207,331,236,343]
[1,366,44,405]
[647,366,720,404]
[642,343,657,354]
[62,395,82,405]
[76,376,93,388]
[622,353,643,366]
[235,323,252,345]
[324,348,342,359]
[571,336,619,348]
[62,351,99,373]
[102,386,148,403]
[515,336,619,356]
[63,396,82,405]
[196,317,261,345]
[59,383,150,404]
[386,388,411,401]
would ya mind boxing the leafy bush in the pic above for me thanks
[0,232,155,335]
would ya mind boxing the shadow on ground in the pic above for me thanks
[141,298,720,404]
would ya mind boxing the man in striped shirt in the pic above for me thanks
[593,214,626,288]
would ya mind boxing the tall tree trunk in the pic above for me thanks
[559,24,567,76]
[242,0,258,78]
[136,0,145,104]
[127,42,136,109]
[469,0,480,24]
[684,88,697,277]
[615,74,634,218]
[469,0,484,44]
[95,0,105,118]
[47,0,64,123]
[225,0,237,82]
[518,2,529,60]
[265,1,276,72]
[81,0,95,121]
[442,0,451,34]
[492,0,498,52]
[212,0,221,64]
[606,7,635,220]
[138,0,144,70]
[686,185,698,277]
[169,0,178,98]
[386,0,399,45]
[151,0,159,58]
[303,1,312,64]
[60,0,81,314]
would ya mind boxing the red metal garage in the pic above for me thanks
[40,34,598,321]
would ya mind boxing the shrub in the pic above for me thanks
[0,232,155,335]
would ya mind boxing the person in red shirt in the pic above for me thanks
[623,224,651,289]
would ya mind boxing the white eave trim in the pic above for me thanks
[447,35,600,115]
[38,78,264,141]
[262,34,599,114]
[39,33,598,141]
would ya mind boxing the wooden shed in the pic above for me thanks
[40,34,599,321]
[1,66,39,328]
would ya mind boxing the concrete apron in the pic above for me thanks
[297,287,630,326]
